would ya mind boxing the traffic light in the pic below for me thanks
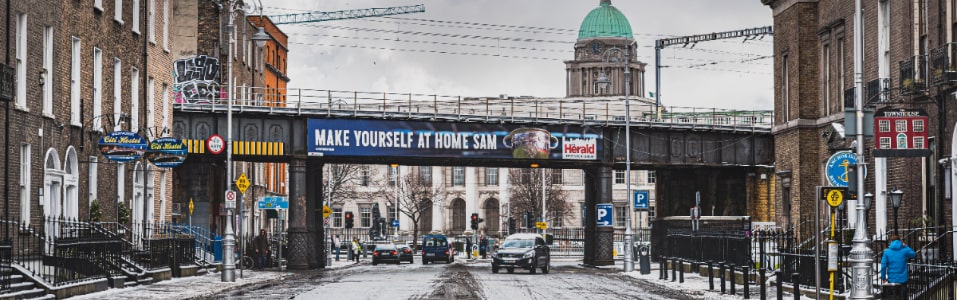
[508,217,516,234]
[470,213,479,230]
[525,211,535,229]
[344,211,354,228]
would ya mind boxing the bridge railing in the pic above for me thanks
[174,86,773,130]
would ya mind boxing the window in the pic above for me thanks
[114,0,122,23]
[131,67,139,129]
[895,120,907,132]
[388,166,397,186]
[615,205,626,227]
[837,37,845,113]
[132,0,140,34]
[89,156,97,206]
[822,43,830,116]
[913,119,925,132]
[360,206,372,228]
[419,166,431,184]
[880,137,892,149]
[647,171,656,184]
[146,77,155,128]
[782,53,789,122]
[162,0,169,51]
[550,212,563,228]
[914,136,925,149]
[360,167,370,186]
[485,168,498,186]
[117,164,125,204]
[332,207,343,227]
[879,120,890,132]
[71,37,81,125]
[614,170,625,184]
[113,59,122,131]
[19,144,30,221]
[148,0,155,43]
[93,48,103,130]
[15,13,26,110]
[162,84,170,127]
[42,26,53,116]
[452,167,465,186]
[551,169,562,185]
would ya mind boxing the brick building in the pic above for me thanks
[762,0,949,239]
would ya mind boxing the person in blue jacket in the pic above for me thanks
[881,235,917,296]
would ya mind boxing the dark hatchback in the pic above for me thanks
[396,244,414,264]
[491,233,550,274]
[372,244,401,265]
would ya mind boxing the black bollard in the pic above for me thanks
[720,263,726,294]
[744,265,750,299]
[775,270,783,300]
[791,273,800,300]
[730,263,736,296]
[760,267,766,300]
[659,260,666,280]
[679,259,684,283]
[671,258,677,282]
[708,261,714,291]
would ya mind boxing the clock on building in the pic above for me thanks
[590,42,602,54]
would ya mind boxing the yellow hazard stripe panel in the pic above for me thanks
[226,141,285,156]
[186,139,206,154]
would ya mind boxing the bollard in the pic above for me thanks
[679,259,684,283]
[708,261,714,291]
[720,263,726,294]
[791,273,800,300]
[744,265,750,299]
[775,270,783,300]
[663,258,669,280]
[730,263,736,296]
[760,267,766,300]
[659,260,666,280]
[671,258,677,282]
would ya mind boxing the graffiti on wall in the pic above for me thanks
[172,55,221,104]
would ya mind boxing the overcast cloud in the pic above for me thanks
[259,0,773,110]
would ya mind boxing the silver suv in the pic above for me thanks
[490,233,550,274]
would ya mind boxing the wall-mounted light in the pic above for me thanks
[530,163,539,168]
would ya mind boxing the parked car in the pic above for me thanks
[421,234,454,264]
[396,244,414,264]
[490,233,550,274]
[371,244,401,265]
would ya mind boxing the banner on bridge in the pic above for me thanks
[307,119,602,160]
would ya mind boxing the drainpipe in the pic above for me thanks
[5,0,12,241]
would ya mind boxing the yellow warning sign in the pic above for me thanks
[323,206,333,219]
[236,173,250,194]
[189,198,195,215]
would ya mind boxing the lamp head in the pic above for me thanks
[252,27,270,48]
[863,192,874,211]
[595,73,611,94]
[889,187,903,209]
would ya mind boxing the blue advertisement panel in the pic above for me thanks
[97,131,148,162]
[307,119,603,160]
[147,137,188,168]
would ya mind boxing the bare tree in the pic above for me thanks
[507,168,571,229]
[323,164,374,205]
[378,169,446,250]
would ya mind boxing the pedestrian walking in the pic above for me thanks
[881,235,917,298]
[351,238,361,263]
[333,235,341,261]
[254,229,269,270]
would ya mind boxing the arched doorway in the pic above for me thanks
[132,162,155,241]
[450,198,465,234]
[42,148,62,252]
[63,147,79,220]
[482,198,500,235]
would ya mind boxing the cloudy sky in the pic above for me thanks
[259,0,774,110]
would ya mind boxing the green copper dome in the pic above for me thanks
[578,0,633,39]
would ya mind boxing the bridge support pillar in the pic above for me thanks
[287,157,311,270]
[307,161,324,269]
[584,166,614,266]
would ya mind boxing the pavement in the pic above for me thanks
[69,253,811,300]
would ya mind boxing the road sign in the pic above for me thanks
[225,190,236,209]
[207,134,225,155]
[236,173,250,194]
[189,197,195,215]
[323,218,329,225]
[825,151,866,187]
[257,196,288,209]
[323,205,332,218]
[819,186,846,208]
[596,203,613,227]
[392,219,399,227]
[535,222,548,230]
[634,190,650,209]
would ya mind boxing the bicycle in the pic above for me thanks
[235,252,254,269]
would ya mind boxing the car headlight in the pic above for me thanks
[523,251,535,258]
[490,252,498,258]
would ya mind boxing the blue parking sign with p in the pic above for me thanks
[596,203,613,227]
[634,190,649,210]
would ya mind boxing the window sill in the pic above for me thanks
[114,19,124,25]
[14,104,28,113]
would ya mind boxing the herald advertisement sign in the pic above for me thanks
[307,119,602,160]
[873,108,931,157]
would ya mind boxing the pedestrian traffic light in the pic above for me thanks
[344,211,354,228]
[508,217,516,234]
[470,213,479,230]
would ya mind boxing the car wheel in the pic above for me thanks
[507,268,514,274]
[422,258,429,265]
[530,261,537,274]
[542,261,549,274]
[492,265,499,273]
[372,261,378,266]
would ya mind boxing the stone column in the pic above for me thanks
[287,157,310,270]
[583,166,614,266]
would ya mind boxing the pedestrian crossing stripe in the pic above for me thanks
[184,139,284,156]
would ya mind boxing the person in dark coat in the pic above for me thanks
[254,229,269,270]
[881,235,917,296]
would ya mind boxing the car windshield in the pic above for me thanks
[501,239,534,249]
[424,238,447,247]
[375,245,396,251]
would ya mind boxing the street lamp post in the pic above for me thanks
[221,2,241,282]
[392,164,399,239]
[596,45,634,272]
[889,188,903,235]
[849,0,873,297]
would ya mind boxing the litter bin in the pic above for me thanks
[637,245,651,274]
[213,235,224,262]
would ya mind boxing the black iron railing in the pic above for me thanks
[930,43,957,86]
[900,55,928,96]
